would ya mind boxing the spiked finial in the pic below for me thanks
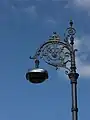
[69,20,73,27]
[49,32,60,41]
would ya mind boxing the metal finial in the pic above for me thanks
[53,32,57,34]
[64,20,76,37]
[69,20,73,27]
[49,32,60,41]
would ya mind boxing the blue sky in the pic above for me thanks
[0,0,90,120]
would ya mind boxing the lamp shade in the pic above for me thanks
[26,68,48,83]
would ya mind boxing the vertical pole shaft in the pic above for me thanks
[68,35,79,120]
[68,69,79,120]
[70,74,78,120]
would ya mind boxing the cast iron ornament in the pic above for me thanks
[30,20,77,73]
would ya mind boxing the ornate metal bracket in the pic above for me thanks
[30,20,77,74]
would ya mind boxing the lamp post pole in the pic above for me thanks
[26,20,79,120]
[68,21,79,120]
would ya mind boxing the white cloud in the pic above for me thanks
[11,0,38,18]
[73,0,90,9]
[44,16,57,25]
[47,19,56,24]
[74,36,90,77]
[76,56,90,77]
[24,5,38,18]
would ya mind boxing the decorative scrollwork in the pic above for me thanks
[29,20,77,74]
[66,27,76,36]
[64,20,76,37]
[38,41,71,70]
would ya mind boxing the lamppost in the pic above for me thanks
[26,20,79,120]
